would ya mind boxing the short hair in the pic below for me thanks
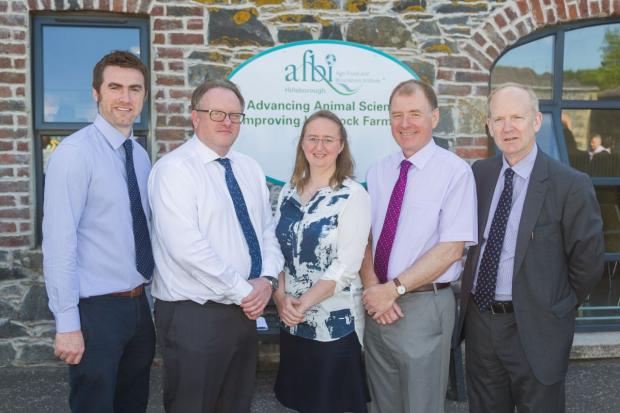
[389,79,438,111]
[190,79,245,111]
[487,82,539,118]
[291,110,354,190]
[92,50,148,94]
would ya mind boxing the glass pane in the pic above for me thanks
[564,23,620,100]
[42,26,141,123]
[577,258,620,327]
[42,135,65,172]
[561,109,620,177]
[596,186,620,253]
[537,112,560,160]
[490,35,554,100]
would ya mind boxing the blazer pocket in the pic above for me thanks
[551,293,578,319]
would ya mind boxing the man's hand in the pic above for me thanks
[54,331,85,365]
[374,302,404,325]
[241,278,272,320]
[273,291,304,327]
[363,283,398,318]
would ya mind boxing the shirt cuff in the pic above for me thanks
[320,260,349,293]
[226,277,254,305]
[54,309,81,334]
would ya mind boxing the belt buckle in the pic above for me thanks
[490,302,501,314]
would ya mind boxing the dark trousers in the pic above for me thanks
[154,300,258,413]
[464,303,565,413]
[69,292,156,413]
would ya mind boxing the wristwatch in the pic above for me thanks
[264,276,279,292]
[393,277,407,296]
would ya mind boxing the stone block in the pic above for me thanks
[208,8,274,47]
[0,319,28,338]
[0,342,16,366]
[0,301,15,318]
[302,0,338,10]
[17,341,56,364]
[347,17,411,48]
[392,0,426,12]
[435,106,455,135]
[415,20,440,36]
[320,24,342,40]
[404,58,435,84]
[278,28,313,43]
[0,267,25,281]
[422,39,458,54]
[13,250,43,274]
[457,99,486,135]
[17,284,53,322]
[435,2,488,14]
[188,64,231,87]
[344,0,367,12]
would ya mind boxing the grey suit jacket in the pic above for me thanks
[456,149,605,385]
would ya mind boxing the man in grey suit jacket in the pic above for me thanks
[456,83,605,412]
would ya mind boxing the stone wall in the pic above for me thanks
[0,0,619,365]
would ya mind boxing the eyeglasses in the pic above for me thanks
[304,136,340,147]
[194,109,245,124]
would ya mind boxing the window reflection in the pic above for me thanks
[490,35,554,100]
[42,26,140,123]
[537,113,560,160]
[595,186,620,254]
[563,23,620,100]
[561,109,620,177]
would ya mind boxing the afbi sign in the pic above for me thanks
[228,40,418,184]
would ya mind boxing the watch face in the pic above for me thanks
[267,277,278,291]
[397,285,406,295]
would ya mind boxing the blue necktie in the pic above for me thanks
[473,168,515,312]
[216,158,262,279]
[123,139,154,281]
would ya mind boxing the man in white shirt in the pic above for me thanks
[361,79,477,412]
[149,79,284,413]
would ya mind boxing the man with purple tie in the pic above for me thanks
[361,79,477,413]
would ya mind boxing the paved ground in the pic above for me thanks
[1,359,619,412]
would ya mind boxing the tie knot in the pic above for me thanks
[504,167,514,182]
[216,158,232,171]
[400,160,412,175]
[123,139,133,154]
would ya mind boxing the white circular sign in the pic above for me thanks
[229,40,418,184]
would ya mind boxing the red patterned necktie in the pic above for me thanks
[374,160,412,284]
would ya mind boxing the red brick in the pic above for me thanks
[15,87,24,97]
[83,0,94,9]
[19,195,28,204]
[0,43,26,55]
[531,0,544,24]
[127,0,139,13]
[156,75,184,86]
[0,195,15,206]
[167,116,190,127]
[568,3,578,18]
[16,116,26,125]
[11,1,27,12]
[503,29,517,42]
[0,58,11,69]
[0,207,29,218]
[153,33,165,45]
[456,147,489,159]
[19,222,30,232]
[27,0,38,10]
[473,85,489,97]
[0,235,30,247]
[187,18,203,30]
[100,0,110,9]
[166,6,203,16]
[151,5,164,15]
[157,47,183,59]
[0,167,13,177]
[13,59,24,69]
[0,29,10,40]
[591,1,600,15]
[154,90,164,100]
[155,102,184,113]
[494,14,507,28]
[546,8,556,24]
[556,0,567,19]
[113,0,124,12]
[16,142,28,151]
[16,167,28,177]
[154,18,183,31]
[169,33,204,45]
[601,0,610,14]
[437,69,454,81]
[578,0,588,17]
[0,115,12,124]
[486,45,499,59]
[168,61,184,71]
[153,60,164,71]
[504,6,518,21]
[42,0,51,9]
[0,154,28,164]
[455,71,489,83]
[156,115,166,127]
[0,222,17,232]
[516,0,528,15]
[0,15,26,26]
[463,44,492,70]
[169,89,193,99]
[0,141,13,151]
[515,21,528,37]
[438,84,471,97]
[13,31,25,41]
[155,128,187,141]
[0,100,24,112]
[473,32,486,47]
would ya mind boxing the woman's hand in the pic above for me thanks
[274,290,305,327]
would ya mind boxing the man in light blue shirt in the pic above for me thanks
[42,50,155,413]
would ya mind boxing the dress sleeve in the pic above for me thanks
[320,186,372,293]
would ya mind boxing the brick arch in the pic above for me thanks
[457,0,620,74]
[26,0,155,14]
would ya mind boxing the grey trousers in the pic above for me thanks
[465,303,566,413]
[365,287,455,413]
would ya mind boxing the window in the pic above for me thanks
[32,15,150,242]
[490,21,620,330]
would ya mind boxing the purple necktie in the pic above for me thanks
[374,160,412,284]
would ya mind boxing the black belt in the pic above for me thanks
[490,301,514,314]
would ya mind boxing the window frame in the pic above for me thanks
[31,14,150,244]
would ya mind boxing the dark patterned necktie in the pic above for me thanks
[122,139,154,281]
[473,168,515,311]
[216,158,262,279]
[374,160,412,284]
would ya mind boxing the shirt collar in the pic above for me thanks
[396,138,437,171]
[93,114,133,150]
[191,135,238,165]
[502,144,537,180]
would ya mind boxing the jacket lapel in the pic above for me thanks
[513,150,550,278]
